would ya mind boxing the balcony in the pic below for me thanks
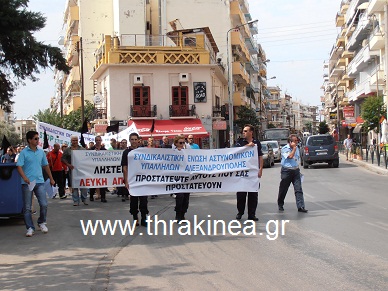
[232,62,250,84]
[346,12,371,51]
[336,35,345,48]
[212,105,227,118]
[369,26,384,51]
[92,108,107,120]
[230,1,250,36]
[233,91,247,106]
[169,104,196,117]
[65,67,80,92]
[231,31,250,61]
[336,12,345,27]
[130,105,157,118]
[340,2,350,15]
[65,6,79,36]
[245,37,259,54]
[368,0,386,14]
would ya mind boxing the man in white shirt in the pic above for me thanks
[343,134,353,161]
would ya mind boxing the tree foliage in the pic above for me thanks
[0,0,70,112]
[267,123,276,129]
[0,121,21,146]
[361,96,387,132]
[34,101,95,131]
[235,105,260,131]
[34,108,62,127]
[62,101,95,131]
[318,120,329,134]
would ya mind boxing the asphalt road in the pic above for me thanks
[1,159,387,290]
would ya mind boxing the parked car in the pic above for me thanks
[262,140,281,162]
[261,143,275,168]
[301,134,339,168]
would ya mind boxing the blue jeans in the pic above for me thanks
[277,167,305,209]
[72,188,88,203]
[22,183,48,230]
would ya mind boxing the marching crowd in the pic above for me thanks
[7,124,308,237]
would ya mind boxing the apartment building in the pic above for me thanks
[265,86,318,133]
[55,0,264,148]
[13,119,36,145]
[324,0,387,141]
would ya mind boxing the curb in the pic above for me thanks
[339,153,388,176]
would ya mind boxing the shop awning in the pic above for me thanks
[127,119,209,138]
[353,124,362,134]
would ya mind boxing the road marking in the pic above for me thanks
[139,232,143,236]
[365,222,388,232]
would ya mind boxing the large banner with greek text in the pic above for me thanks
[36,121,95,149]
[127,147,259,195]
[71,150,124,188]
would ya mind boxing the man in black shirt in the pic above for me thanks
[234,124,263,221]
[121,132,148,226]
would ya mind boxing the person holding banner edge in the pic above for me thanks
[122,132,149,227]
[235,124,263,222]
[173,135,191,221]
[89,135,107,202]
[61,135,88,206]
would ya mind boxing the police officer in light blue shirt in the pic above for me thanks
[277,134,308,213]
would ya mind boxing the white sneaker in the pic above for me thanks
[39,223,48,234]
[26,227,34,237]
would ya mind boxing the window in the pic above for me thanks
[172,86,188,105]
[307,136,334,146]
[133,86,150,106]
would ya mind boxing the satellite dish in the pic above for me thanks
[93,94,103,105]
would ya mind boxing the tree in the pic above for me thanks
[34,108,63,127]
[304,122,312,134]
[0,0,70,112]
[0,121,21,146]
[318,120,329,134]
[361,96,387,132]
[235,105,260,132]
[63,101,95,131]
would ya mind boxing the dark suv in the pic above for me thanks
[301,135,339,168]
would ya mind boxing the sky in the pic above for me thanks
[13,0,341,119]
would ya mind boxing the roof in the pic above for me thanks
[166,27,219,53]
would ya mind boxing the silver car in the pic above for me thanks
[262,140,281,162]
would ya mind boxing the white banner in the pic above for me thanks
[36,121,95,149]
[72,150,124,188]
[127,147,259,196]
[101,123,139,145]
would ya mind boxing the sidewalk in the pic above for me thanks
[339,153,388,176]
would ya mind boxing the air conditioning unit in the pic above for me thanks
[134,75,143,85]
[179,73,189,82]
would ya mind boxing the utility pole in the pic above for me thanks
[385,5,388,121]
[78,37,85,122]
[60,83,63,119]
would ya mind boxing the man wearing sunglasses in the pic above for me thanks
[16,131,55,237]
[234,124,263,222]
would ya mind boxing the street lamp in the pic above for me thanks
[227,19,258,147]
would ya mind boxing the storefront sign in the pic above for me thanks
[212,120,227,130]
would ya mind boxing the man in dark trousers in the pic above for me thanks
[277,134,308,213]
[122,132,148,226]
[235,124,263,221]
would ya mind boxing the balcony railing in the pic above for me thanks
[92,108,107,120]
[169,104,196,117]
[130,105,157,118]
